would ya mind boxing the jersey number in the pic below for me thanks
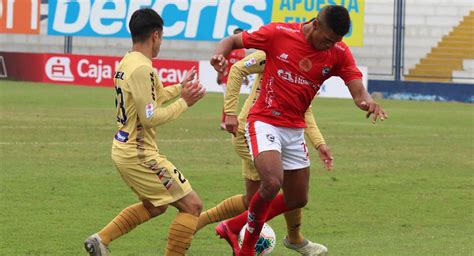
[115,86,127,125]
[174,169,187,184]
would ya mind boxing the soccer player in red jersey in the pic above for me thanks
[217,28,246,130]
[210,5,388,255]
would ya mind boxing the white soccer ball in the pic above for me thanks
[238,223,276,255]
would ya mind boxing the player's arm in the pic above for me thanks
[162,67,197,102]
[304,106,326,149]
[211,23,274,73]
[224,51,266,135]
[128,66,198,128]
[211,34,244,73]
[347,79,388,124]
[304,106,333,171]
[225,51,266,116]
[338,48,388,124]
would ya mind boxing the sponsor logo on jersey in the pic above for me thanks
[277,53,289,63]
[276,25,299,33]
[271,110,281,116]
[244,57,257,68]
[266,134,275,142]
[299,57,312,72]
[277,69,320,90]
[114,130,129,143]
[145,104,154,119]
[322,67,331,76]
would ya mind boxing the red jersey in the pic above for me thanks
[242,22,362,128]
[221,48,246,84]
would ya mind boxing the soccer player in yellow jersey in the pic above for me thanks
[196,50,333,255]
[84,8,205,256]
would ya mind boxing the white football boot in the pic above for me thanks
[283,236,328,256]
[84,233,110,256]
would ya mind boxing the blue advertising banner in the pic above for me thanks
[48,0,364,45]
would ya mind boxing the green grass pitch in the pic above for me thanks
[0,81,472,255]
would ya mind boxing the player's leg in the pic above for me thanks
[280,133,328,256]
[214,177,260,254]
[166,191,202,256]
[146,160,202,256]
[239,150,283,255]
[197,129,258,231]
[283,208,305,244]
[239,121,285,254]
[84,159,171,256]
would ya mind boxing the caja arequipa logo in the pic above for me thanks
[45,56,74,82]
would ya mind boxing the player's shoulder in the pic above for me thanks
[333,41,350,52]
[271,22,301,34]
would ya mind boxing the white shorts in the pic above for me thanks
[245,120,310,170]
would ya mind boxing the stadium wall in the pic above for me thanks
[0,0,472,80]
[368,80,474,103]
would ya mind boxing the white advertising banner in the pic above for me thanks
[199,60,368,99]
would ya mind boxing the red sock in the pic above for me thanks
[226,211,248,234]
[265,193,290,221]
[227,193,290,235]
[240,192,272,254]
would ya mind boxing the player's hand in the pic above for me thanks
[180,66,197,87]
[181,79,206,107]
[210,54,228,73]
[224,115,239,136]
[317,144,333,171]
[361,101,388,124]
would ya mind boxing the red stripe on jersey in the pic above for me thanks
[248,121,259,159]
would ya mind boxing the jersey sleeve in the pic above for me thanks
[161,83,182,102]
[304,105,326,149]
[337,47,363,84]
[241,23,275,51]
[128,66,188,128]
[224,51,266,115]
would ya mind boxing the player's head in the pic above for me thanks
[129,8,164,57]
[233,28,244,34]
[309,5,351,51]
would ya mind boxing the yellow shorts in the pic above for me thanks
[112,156,192,207]
[232,129,260,181]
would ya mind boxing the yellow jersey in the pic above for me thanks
[224,50,326,148]
[111,51,188,162]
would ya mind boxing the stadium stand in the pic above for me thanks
[406,10,474,82]
[0,0,472,83]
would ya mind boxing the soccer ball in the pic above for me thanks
[238,223,276,255]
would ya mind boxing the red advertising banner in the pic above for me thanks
[0,51,199,87]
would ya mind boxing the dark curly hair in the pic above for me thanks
[318,5,351,36]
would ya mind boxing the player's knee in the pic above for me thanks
[179,193,203,216]
[286,197,307,209]
[185,199,203,216]
[146,204,168,218]
[259,178,282,200]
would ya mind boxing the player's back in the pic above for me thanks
[112,52,161,163]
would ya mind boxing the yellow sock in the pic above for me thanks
[284,208,305,244]
[165,212,198,256]
[196,194,246,231]
[97,203,151,245]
